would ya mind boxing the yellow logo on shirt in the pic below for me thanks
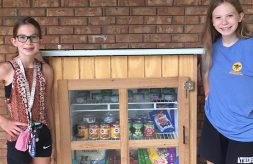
[230,62,243,75]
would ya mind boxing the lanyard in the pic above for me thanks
[16,58,37,129]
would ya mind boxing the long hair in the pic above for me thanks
[201,0,251,79]
[13,16,42,39]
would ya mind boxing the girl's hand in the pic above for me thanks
[0,117,28,137]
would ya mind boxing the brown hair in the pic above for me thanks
[13,16,42,38]
[201,0,251,78]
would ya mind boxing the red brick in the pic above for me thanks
[101,43,129,49]
[144,34,171,42]
[171,16,181,24]
[90,0,117,6]
[129,25,156,33]
[201,0,209,5]
[47,26,73,35]
[158,7,184,15]
[157,25,184,33]
[200,15,206,24]
[171,34,199,42]
[0,9,17,16]
[5,54,16,61]
[147,0,173,6]
[88,35,115,43]
[117,16,144,24]
[0,26,12,36]
[19,8,46,16]
[102,26,128,34]
[3,18,18,26]
[60,17,87,26]
[118,0,145,6]
[0,55,4,62]
[32,0,59,7]
[89,17,115,25]
[74,44,100,50]
[75,26,101,34]
[129,43,157,48]
[61,35,87,44]
[0,131,6,140]
[185,16,200,24]
[247,24,253,32]
[131,7,156,16]
[0,82,4,89]
[245,15,253,23]
[0,45,16,54]
[174,0,200,5]
[157,42,184,48]
[47,8,74,16]
[0,141,7,153]
[185,6,207,15]
[185,42,202,48]
[41,35,59,44]
[0,99,5,107]
[0,148,7,157]
[144,16,172,24]
[105,7,130,16]
[0,105,7,115]
[0,37,3,44]
[35,17,59,26]
[3,0,30,7]
[0,89,4,97]
[62,0,88,7]
[75,8,102,16]
[244,6,253,14]
[116,34,143,43]
[4,37,12,45]
[184,25,203,33]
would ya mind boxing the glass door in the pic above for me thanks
[128,87,179,163]
[69,89,121,164]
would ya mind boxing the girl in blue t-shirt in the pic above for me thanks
[200,0,253,164]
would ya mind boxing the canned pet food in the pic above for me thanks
[89,123,99,140]
[111,122,120,139]
[100,123,110,140]
[77,124,89,139]
[144,120,155,137]
[132,120,144,139]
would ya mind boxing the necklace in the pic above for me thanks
[16,58,37,128]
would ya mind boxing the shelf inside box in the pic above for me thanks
[130,132,177,140]
[73,132,176,141]
[71,101,178,112]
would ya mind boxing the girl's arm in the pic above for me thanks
[0,62,27,136]
[200,53,210,98]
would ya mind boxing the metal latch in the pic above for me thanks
[184,81,195,91]
[183,81,195,98]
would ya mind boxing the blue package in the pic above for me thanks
[149,110,175,133]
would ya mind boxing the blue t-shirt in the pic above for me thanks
[205,37,253,142]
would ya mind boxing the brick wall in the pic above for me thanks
[0,0,253,163]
